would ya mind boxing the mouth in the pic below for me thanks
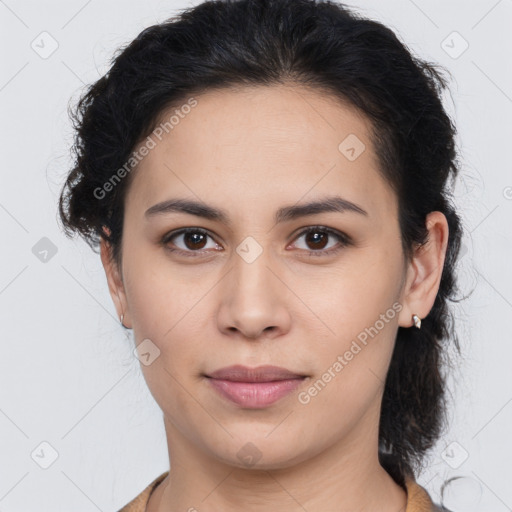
[204,365,308,408]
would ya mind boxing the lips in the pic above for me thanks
[205,365,307,408]
[206,364,305,382]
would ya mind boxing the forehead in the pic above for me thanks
[126,84,396,222]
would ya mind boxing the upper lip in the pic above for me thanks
[206,365,305,382]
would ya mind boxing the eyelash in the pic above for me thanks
[161,226,352,258]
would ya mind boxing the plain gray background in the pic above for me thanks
[0,0,511,510]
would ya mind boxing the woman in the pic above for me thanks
[58,0,463,510]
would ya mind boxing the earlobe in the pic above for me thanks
[398,211,449,328]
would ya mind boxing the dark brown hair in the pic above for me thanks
[58,0,464,488]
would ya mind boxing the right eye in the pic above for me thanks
[161,228,221,257]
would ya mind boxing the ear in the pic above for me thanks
[100,227,131,328]
[398,211,449,328]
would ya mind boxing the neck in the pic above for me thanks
[147,414,407,512]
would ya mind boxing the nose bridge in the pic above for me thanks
[231,235,276,300]
[217,234,290,339]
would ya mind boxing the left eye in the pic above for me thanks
[162,226,351,257]
[291,226,351,255]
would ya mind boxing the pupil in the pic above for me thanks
[307,231,327,249]
[186,232,206,249]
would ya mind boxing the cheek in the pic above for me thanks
[297,300,398,442]
[299,250,402,392]
[301,264,401,347]
[121,245,210,365]
[127,273,208,423]
[121,242,195,336]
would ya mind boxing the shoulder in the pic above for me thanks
[119,471,453,512]
[404,478,453,512]
[117,472,169,512]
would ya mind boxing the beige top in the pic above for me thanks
[118,471,446,511]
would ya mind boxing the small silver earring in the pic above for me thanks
[120,314,125,328]
[412,314,421,329]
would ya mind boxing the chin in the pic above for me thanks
[207,435,316,471]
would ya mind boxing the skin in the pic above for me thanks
[100,84,449,512]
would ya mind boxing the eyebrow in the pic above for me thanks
[144,195,368,226]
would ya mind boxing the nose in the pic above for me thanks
[216,245,292,341]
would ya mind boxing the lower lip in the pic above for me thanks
[207,377,304,408]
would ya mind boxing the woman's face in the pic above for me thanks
[105,84,414,469]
